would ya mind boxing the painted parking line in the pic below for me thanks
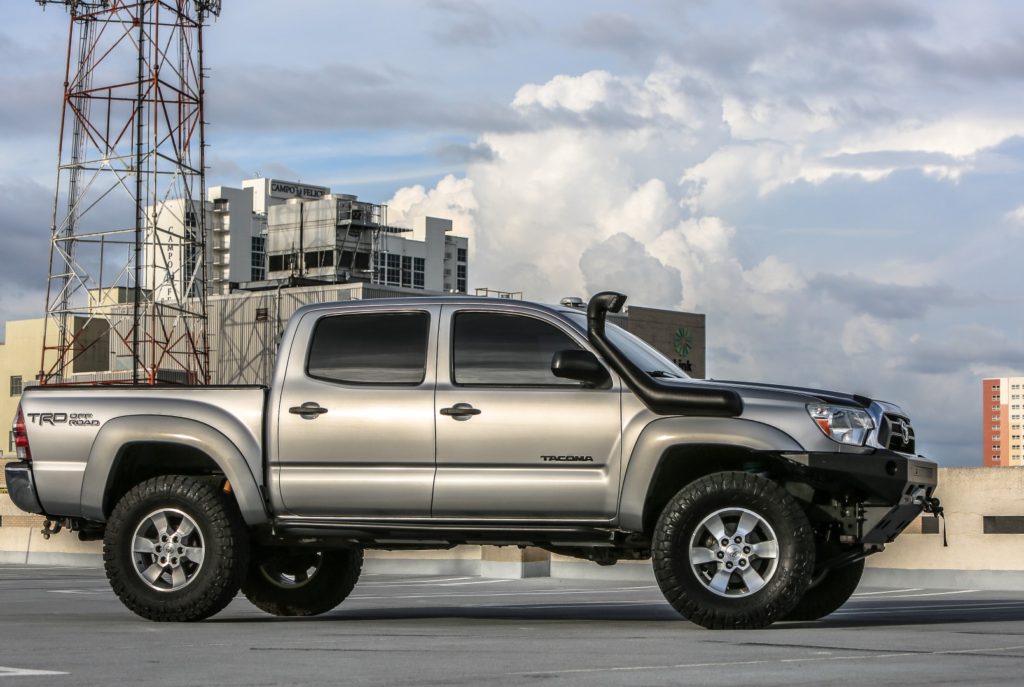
[852,588,921,596]
[868,590,978,599]
[0,666,68,677]
[834,601,1024,615]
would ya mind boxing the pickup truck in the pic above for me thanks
[5,292,939,628]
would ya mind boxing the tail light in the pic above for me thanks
[12,405,30,461]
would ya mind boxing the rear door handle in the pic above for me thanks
[440,403,481,421]
[289,402,328,418]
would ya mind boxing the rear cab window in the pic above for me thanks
[307,311,430,386]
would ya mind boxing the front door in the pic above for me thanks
[432,306,622,520]
[275,305,439,517]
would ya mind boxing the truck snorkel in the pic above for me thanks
[586,291,743,417]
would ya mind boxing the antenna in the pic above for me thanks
[36,0,221,385]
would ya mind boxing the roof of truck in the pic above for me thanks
[291,295,586,320]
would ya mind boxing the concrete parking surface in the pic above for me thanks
[1,565,1023,686]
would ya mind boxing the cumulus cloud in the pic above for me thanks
[579,233,682,308]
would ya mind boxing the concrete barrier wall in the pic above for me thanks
[2,467,1022,587]
[860,467,1024,589]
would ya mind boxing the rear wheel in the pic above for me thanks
[652,472,815,629]
[783,558,865,621]
[241,546,363,616]
[103,475,248,622]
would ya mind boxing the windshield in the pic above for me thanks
[566,312,689,379]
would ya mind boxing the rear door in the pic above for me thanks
[432,305,623,519]
[275,304,439,517]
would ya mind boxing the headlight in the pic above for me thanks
[807,404,874,445]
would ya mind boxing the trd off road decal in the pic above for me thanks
[27,412,101,427]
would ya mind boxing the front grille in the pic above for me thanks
[879,413,915,454]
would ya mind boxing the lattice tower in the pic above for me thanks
[36,0,221,384]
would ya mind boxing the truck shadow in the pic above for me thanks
[785,598,1024,629]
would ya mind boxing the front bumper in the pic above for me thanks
[782,449,938,545]
[4,461,45,515]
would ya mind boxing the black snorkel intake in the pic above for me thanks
[586,291,744,417]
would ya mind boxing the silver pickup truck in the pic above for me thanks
[6,292,939,628]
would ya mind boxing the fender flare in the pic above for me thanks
[80,415,269,526]
[618,416,803,531]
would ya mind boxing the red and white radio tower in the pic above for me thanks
[36,0,220,384]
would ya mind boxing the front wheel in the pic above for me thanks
[652,472,815,629]
[241,546,363,616]
[103,475,249,622]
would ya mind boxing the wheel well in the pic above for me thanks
[103,442,225,518]
[640,444,791,536]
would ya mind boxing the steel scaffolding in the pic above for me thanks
[36,0,220,384]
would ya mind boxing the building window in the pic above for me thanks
[456,264,467,293]
[269,253,299,273]
[413,257,425,289]
[387,254,400,285]
[9,376,22,397]
[307,312,430,386]
[401,255,412,288]
[457,247,467,263]
[304,250,334,269]
[251,236,266,281]
[373,252,402,285]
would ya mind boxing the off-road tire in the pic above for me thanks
[103,475,249,622]
[652,471,815,629]
[783,558,864,621]
[241,547,363,617]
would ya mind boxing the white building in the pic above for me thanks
[265,192,468,293]
[208,179,332,294]
[147,178,467,298]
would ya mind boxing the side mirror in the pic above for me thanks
[551,349,611,388]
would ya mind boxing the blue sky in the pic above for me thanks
[2,0,1024,465]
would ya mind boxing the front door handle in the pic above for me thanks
[440,403,481,421]
[289,402,328,419]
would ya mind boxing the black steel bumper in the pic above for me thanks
[4,461,44,515]
[782,449,939,545]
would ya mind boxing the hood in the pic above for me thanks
[703,380,872,408]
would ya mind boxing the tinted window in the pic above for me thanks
[308,312,429,385]
[453,312,582,386]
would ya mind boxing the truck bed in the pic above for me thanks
[19,385,267,519]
